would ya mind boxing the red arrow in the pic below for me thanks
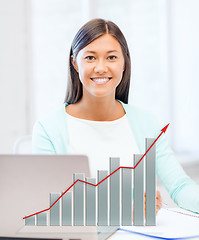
[161,123,170,133]
[133,123,170,169]
[23,123,170,220]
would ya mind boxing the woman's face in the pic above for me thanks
[71,34,125,100]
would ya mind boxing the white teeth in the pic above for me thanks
[92,78,110,83]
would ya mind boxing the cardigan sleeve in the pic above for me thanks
[32,120,56,154]
[155,124,199,213]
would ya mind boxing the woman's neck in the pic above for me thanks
[66,97,125,121]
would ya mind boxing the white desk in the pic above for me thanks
[109,208,199,239]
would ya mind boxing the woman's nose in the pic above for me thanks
[94,60,108,73]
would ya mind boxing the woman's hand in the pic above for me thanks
[132,190,162,222]
[156,190,162,215]
[144,190,162,217]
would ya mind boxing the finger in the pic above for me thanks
[156,190,162,215]
[156,190,162,200]
[156,204,161,215]
[156,198,162,208]
[156,202,162,210]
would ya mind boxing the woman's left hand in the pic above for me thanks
[156,190,162,215]
[144,190,162,217]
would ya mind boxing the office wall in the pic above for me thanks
[0,0,28,153]
[29,0,82,124]
[170,0,199,155]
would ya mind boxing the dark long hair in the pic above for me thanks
[64,18,131,104]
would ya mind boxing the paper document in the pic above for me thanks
[109,208,199,239]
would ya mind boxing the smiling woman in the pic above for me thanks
[32,18,199,216]
[65,18,131,106]
[66,34,126,121]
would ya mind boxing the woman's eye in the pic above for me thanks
[108,55,117,60]
[85,56,95,60]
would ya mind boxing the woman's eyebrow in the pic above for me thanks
[107,50,119,53]
[84,50,119,54]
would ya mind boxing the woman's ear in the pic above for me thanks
[71,55,78,73]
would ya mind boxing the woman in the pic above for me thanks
[32,18,199,215]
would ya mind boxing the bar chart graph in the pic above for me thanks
[24,137,159,227]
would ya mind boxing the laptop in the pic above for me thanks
[0,155,117,240]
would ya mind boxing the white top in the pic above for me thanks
[66,112,140,178]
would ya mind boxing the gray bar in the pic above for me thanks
[122,168,132,226]
[25,216,35,226]
[133,154,144,226]
[86,178,96,226]
[62,191,72,226]
[73,173,84,226]
[146,138,156,226]
[50,193,61,226]
[98,170,108,226]
[110,157,120,226]
[37,212,47,226]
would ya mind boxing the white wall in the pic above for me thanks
[170,0,199,155]
[30,0,84,124]
[0,0,28,153]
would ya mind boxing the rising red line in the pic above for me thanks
[23,123,169,220]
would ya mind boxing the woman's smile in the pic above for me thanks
[90,77,112,85]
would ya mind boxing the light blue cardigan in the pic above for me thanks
[32,101,199,213]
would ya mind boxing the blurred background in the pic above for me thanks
[0,1,199,158]
[0,0,199,206]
